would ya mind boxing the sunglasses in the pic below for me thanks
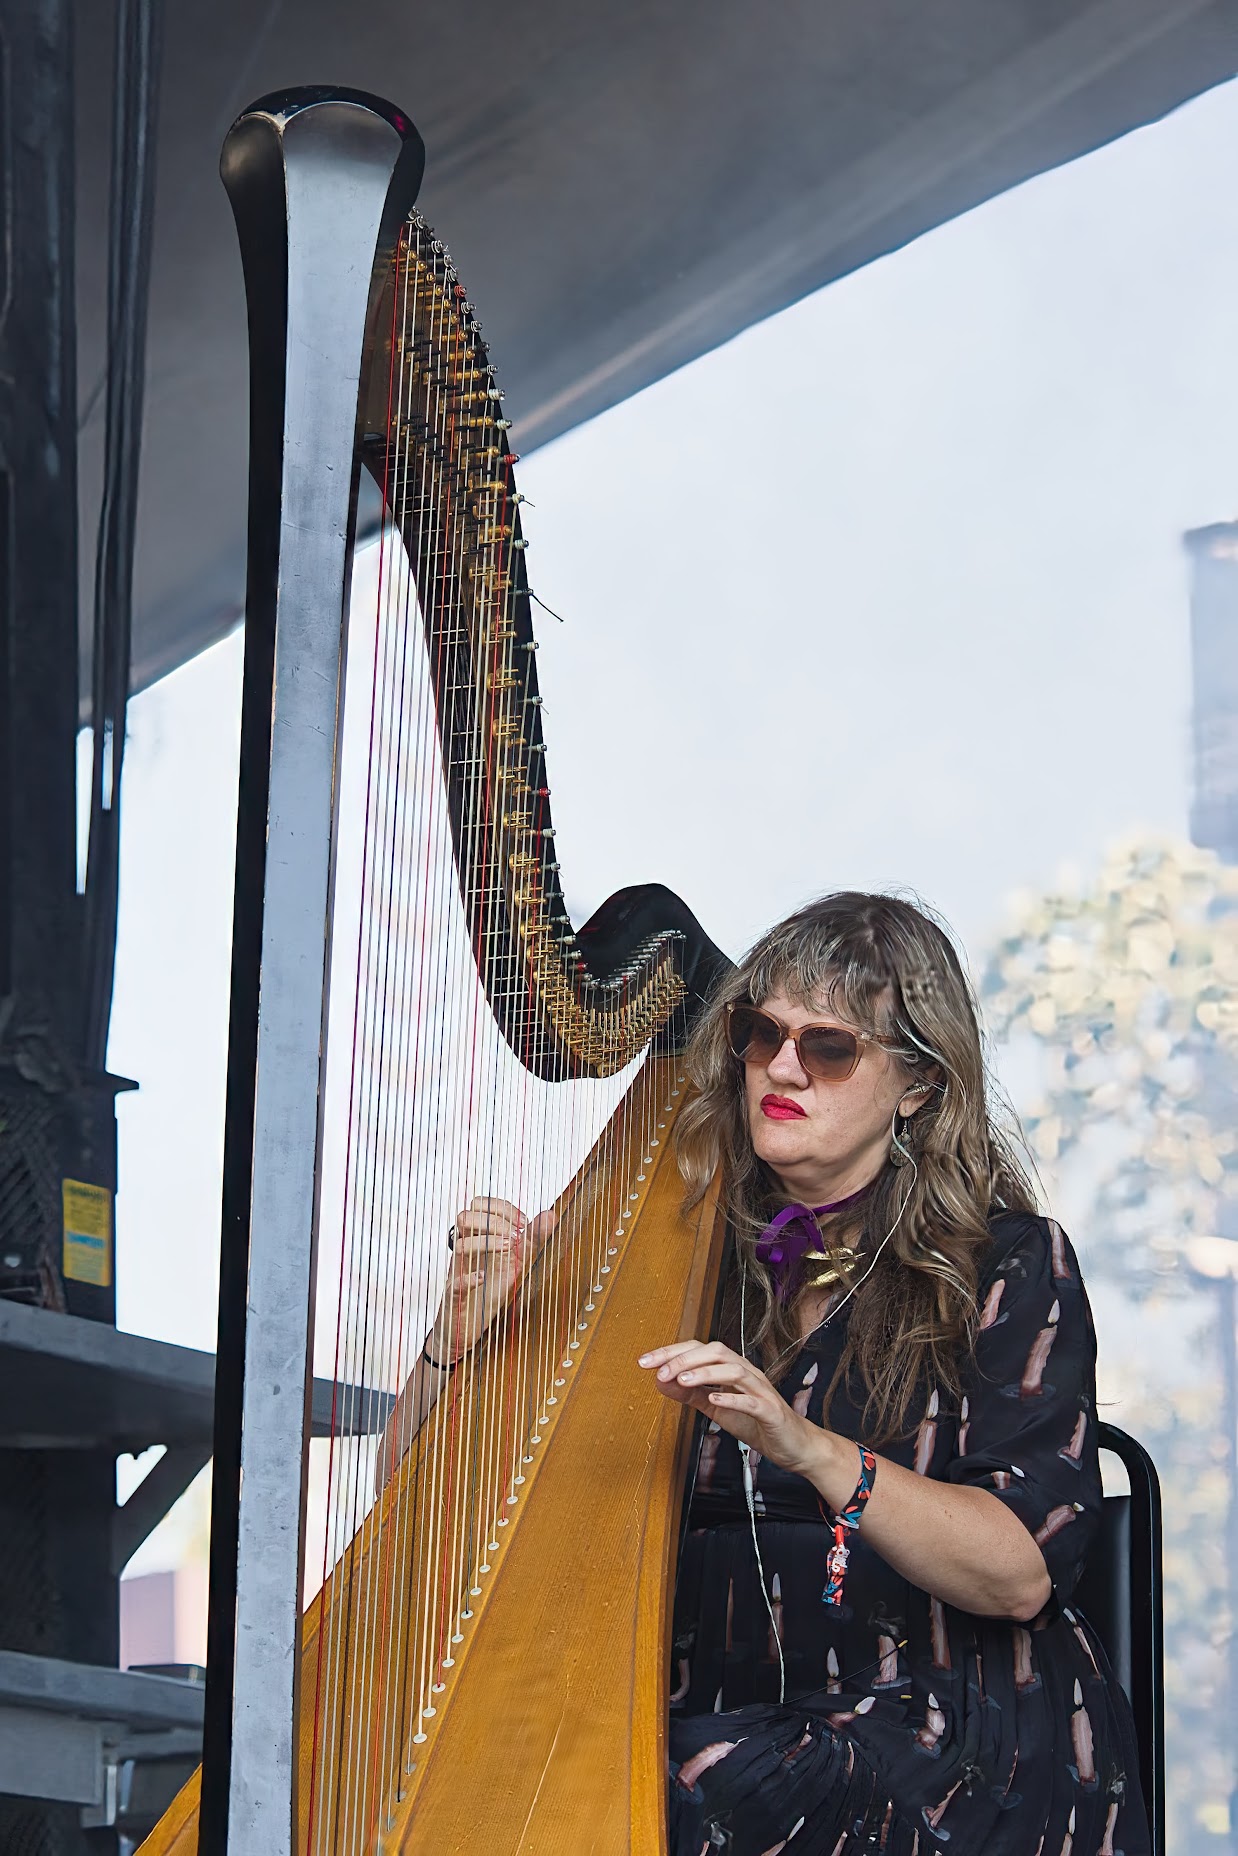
[725,1002,893,1083]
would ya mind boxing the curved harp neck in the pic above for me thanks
[362,221,722,1078]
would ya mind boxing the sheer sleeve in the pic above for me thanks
[944,1213,1103,1605]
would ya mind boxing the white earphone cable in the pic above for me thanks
[733,1120,919,1708]
[738,1266,786,1703]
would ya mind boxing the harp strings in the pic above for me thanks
[301,216,676,1853]
[308,222,420,1852]
[354,231,443,1832]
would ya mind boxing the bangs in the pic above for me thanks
[744,923,894,1036]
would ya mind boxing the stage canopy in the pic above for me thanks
[73,0,1238,696]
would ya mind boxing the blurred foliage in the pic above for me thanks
[979,838,1238,1850]
[982,837,1238,1285]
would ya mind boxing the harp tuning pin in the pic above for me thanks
[487,386,505,400]
[495,417,513,430]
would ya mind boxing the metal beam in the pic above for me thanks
[0,1649,204,1731]
[0,1658,204,1813]
[0,1706,105,1807]
[0,1297,393,1452]
[0,0,81,1054]
[521,0,1223,442]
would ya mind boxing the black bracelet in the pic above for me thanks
[422,1342,456,1373]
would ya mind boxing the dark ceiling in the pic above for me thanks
[73,0,1238,697]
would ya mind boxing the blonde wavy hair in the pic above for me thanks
[675,891,1036,1444]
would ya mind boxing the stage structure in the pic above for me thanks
[70,0,1238,699]
[0,2,173,1851]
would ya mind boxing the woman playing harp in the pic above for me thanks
[398,891,1150,1856]
[152,87,1151,1856]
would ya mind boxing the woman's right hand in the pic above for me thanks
[429,1197,556,1364]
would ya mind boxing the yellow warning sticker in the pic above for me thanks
[62,1179,113,1288]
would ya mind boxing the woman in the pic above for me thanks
[401,892,1149,1856]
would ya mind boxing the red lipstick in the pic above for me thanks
[761,1094,806,1121]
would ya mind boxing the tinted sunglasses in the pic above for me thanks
[725,1001,891,1083]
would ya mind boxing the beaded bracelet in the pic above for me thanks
[820,1444,877,1607]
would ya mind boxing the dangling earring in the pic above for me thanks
[890,1108,915,1167]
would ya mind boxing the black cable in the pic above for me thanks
[82,0,163,1068]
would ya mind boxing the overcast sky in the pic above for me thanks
[108,75,1238,1427]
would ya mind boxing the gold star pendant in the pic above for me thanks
[803,1248,862,1292]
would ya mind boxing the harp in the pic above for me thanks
[139,89,729,1855]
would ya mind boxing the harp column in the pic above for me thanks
[203,93,424,1856]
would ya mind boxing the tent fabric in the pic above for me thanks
[72,0,1238,696]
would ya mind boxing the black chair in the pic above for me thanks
[1071,1423,1165,1856]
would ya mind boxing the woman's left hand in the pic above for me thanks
[638,1339,824,1479]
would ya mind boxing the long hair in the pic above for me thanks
[675,891,1036,1444]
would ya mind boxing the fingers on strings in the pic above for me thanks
[455,1197,558,1248]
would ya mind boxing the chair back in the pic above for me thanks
[1072,1422,1165,1856]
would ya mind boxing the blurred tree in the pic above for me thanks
[979,837,1238,1853]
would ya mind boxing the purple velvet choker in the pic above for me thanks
[754,1184,872,1302]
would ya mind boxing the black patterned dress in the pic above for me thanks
[668,1212,1150,1856]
